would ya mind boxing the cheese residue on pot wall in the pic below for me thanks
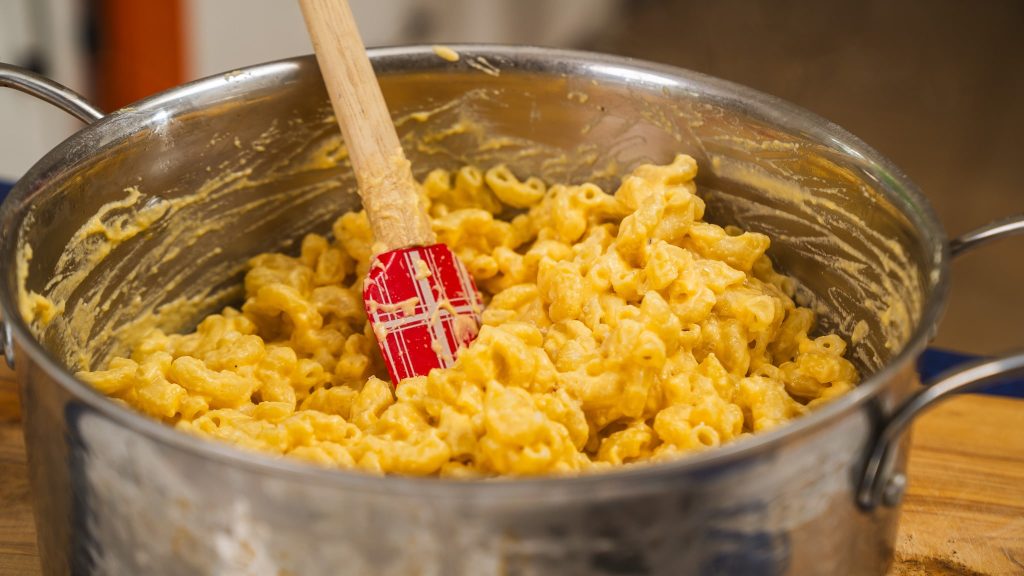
[16,115,355,369]
[705,154,921,366]
[17,245,59,325]
[431,45,460,62]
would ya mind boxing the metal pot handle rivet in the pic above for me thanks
[858,214,1024,510]
[1,321,13,369]
[0,64,106,369]
[881,472,907,507]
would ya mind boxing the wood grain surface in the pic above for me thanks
[891,393,1024,575]
[0,364,1021,575]
[0,367,38,576]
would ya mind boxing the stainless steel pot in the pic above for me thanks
[1,46,1022,576]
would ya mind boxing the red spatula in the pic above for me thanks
[298,0,482,383]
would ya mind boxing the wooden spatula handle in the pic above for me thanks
[298,0,435,250]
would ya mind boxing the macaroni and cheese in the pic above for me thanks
[78,155,858,476]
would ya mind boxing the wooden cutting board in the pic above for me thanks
[1,365,1021,575]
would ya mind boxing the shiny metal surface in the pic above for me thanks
[0,46,1011,575]
[859,352,1024,509]
[2,321,12,369]
[857,216,1024,509]
[0,63,105,124]
[949,213,1024,257]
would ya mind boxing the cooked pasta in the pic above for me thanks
[78,155,858,476]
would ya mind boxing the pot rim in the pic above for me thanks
[0,45,949,498]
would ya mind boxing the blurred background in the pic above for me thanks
[0,0,1020,355]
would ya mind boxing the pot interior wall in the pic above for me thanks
[12,53,938,376]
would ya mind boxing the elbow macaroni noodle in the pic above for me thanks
[78,155,858,476]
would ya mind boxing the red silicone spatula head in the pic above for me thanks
[299,0,482,383]
[363,244,483,383]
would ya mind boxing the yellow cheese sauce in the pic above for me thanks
[77,155,859,477]
[431,45,460,63]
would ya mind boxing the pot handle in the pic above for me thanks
[857,213,1024,510]
[0,64,105,368]
[0,63,105,124]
